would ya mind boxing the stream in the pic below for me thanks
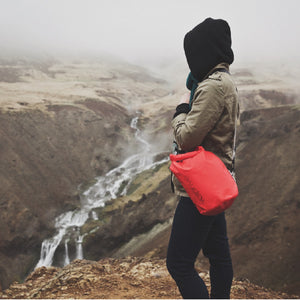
[35,115,168,268]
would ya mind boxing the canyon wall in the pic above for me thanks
[0,99,133,288]
[0,58,299,296]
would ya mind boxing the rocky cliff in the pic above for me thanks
[0,100,133,288]
[0,57,172,289]
[227,104,300,295]
[0,57,299,297]
[86,105,300,296]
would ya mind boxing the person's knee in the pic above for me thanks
[203,239,231,264]
[204,250,232,264]
[166,255,195,281]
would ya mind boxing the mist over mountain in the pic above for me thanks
[1,0,300,69]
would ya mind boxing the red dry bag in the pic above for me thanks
[170,146,238,216]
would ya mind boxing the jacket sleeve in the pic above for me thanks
[171,79,224,152]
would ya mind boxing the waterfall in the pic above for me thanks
[35,114,168,269]
[76,233,86,260]
[91,211,98,220]
[64,239,70,266]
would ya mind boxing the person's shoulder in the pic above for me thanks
[218,71,237,95]
[195,74,224,98]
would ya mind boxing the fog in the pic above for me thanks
[1,0,300,67]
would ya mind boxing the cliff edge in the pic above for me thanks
[0,257,298,299]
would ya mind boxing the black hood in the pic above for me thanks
[184,18,234,82]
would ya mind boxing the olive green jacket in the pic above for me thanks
[171,63,239,197]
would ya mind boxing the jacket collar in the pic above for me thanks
[204,62,230,80]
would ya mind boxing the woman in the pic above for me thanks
[166,18,239,299]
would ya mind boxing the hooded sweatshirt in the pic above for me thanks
[171,18,238,197]
[184,17,234,82]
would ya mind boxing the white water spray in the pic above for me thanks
[35,115,168,268]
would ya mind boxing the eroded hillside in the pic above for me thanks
[0,57,173,289]
[228,104,300,294]
[0,57,299,297]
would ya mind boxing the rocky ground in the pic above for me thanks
[0,257,298,299]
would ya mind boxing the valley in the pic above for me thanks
[0,56,299,297]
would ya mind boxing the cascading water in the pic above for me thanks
[35,115,168,269]
[75,232,86,260]
[64,239,70,266]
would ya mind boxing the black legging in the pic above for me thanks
[166,196,233,299]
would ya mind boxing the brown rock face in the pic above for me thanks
[227,105,300,295]
[0,100,133,289]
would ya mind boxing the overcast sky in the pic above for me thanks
[0,0,299,67]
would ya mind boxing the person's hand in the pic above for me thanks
[178,92,190,105]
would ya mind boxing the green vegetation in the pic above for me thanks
[81,161,170,236]
[126,162,168,196]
